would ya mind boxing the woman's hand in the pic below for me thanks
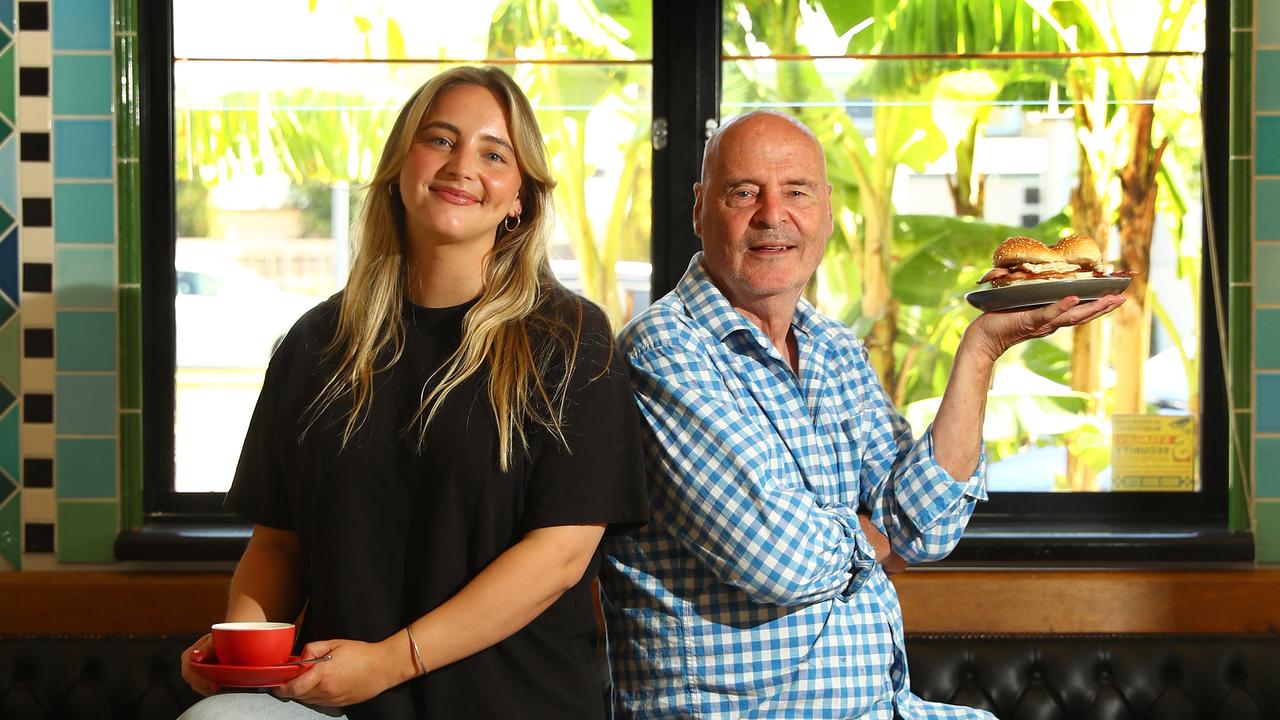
[272,636,413,707]
[966,294,1126,363]
[180,633,219,696]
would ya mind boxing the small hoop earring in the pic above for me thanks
[387,183,397,197]
[504,213,522,232]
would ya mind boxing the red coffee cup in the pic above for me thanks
[211,621,296,667]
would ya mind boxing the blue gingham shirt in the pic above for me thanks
[601,255,991,720]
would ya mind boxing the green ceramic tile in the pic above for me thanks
[52,55,113,116]
[1258,180,1280,241]
[0,317,17,393]
[119,410,141,529]
[55,437,116,498]
[1231,286,1253,409]
[1229,423,1250,532]
[55,183,115,244]
[118,287,139,408]
[1258,437,1280,497]
[0,406,17,487]
[117,162,140,284]
[1260,51,1280,112]
[1262,0,1280,46]
[0,493,19,570]
[114,34,136,161]
[1259,309,1280,368]
[54,246,115,308]
[1259,116,1280,176]
[56,500,118,563]
[1259,245,1280,304]
[56,374,116,435]
[1233,32,1252,156]
[113,0,135,34]
[1230,159,1251,282]
[0,47,12,125]
[1256,502,1280,563]
[56,310,116,371]
[1232,0,1253,28]
[1259,374,1280,433]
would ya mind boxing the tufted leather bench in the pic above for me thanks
[906,634,1280,719]
[0,636,200,720]
[3,633,1278,719]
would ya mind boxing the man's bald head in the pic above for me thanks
[701,110,827,186]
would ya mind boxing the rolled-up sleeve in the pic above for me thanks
[630,344,881,605]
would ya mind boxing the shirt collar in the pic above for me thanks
[674,252,825,344]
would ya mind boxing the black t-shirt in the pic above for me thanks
[224,288,648,719]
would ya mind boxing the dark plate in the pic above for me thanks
[966,277,1131,312]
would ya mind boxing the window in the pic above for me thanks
[134,0,1240,560]
[154,0,652,498]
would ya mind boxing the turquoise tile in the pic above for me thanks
[1259,437,1280,498]
[1261,52,1280,112]
[1259,374,1280,433]
[0,0,11,32]
[55,437,116,498]
[1263,0,1280,46]
[54,246,114,308]
[53,0,111,51]
[1259,180,1280,242]
[53,120,113,179]
[55,183,114,243]
[52,55,113,115]
[56,374,115,435]
[0,493,18,570]
[0,405,16,486]
[0,135,14,221]
[1257,502,1280,563]
[1261,116,1280,176]
[57,500,117,562]
[1261,310,1280,368]
[1260,245,1280,305]
[56,310,116,370]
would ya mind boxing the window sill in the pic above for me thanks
[940,521,1253,566]
[115,522,251,562]
[114,521,1254,566]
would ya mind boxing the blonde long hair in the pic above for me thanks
[309,66,580,470]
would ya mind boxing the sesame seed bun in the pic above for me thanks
[992,236,1057,268]
[1051,234,1102,270]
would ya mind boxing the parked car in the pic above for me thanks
[175,258,326,368]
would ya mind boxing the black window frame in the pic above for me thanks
[123,0,1247,563]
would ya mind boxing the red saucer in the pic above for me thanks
[191,655,308,688]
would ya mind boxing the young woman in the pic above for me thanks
[179,66,647,720]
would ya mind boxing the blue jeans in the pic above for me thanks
[178,691,347,719]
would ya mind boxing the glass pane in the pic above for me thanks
[173,2,652,493]
[721,0,1205,493]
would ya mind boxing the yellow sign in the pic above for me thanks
[1110,415,1196,491]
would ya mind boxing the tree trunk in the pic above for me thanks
[862,197,896,394]
[1113,103,1167,416]
[946,118,985,218]
[1066,138,1109,491]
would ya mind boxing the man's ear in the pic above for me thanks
[691,182,703,237]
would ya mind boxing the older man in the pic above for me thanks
[600,110,1122,719]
